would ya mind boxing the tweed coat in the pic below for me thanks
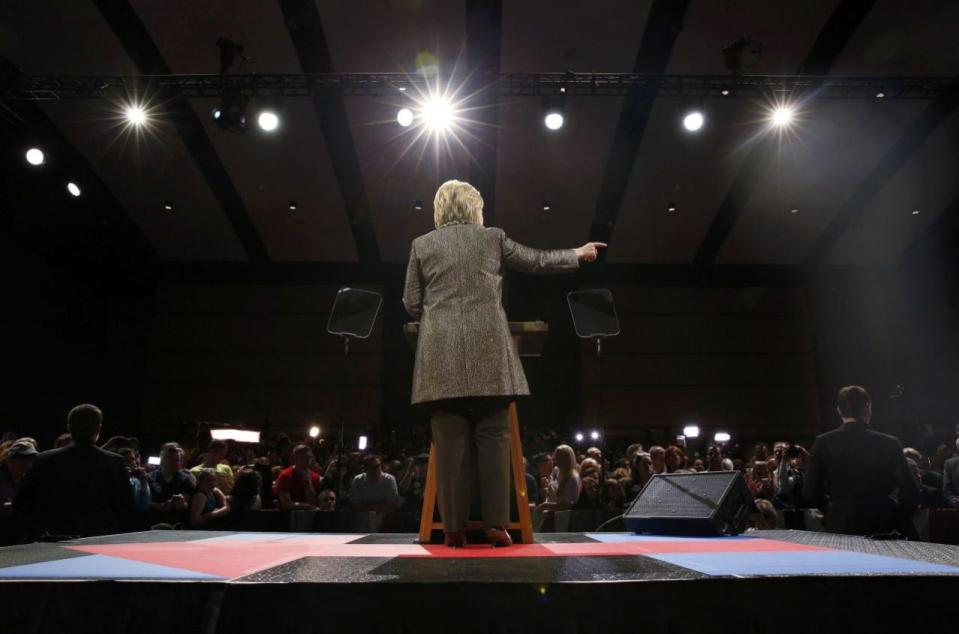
[403,224,579,404]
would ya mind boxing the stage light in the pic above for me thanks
[544,112,564,130]
[714,432,731,443]
[212,92,249,133]
[125,105,147,126]
[422,97,454,132]
[358,435,368,451]
[911,208,920,215]
[257,111,279,132]
[574,432,584,443]
[67,182,81,197]
[210,428,261,443]
[667,203,677,213]
[683,425,700,438]
[542,202,551,211]
[790,208,799,214]
[396,108,414,127]
[163,201,174,211]
[683,111,704,132]
[25,148,45,166]
[876,91,886,99]
[590,430,600,441]
[770,105,795,128]
[398,86,407,92]
[721,89,730,96]
[413,200,423,211]
[288,200,298,211]
[147,456,161,466]
[309,426,320,439]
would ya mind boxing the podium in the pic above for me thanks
[403,321,547,544]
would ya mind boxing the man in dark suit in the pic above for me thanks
[15,404,132,539]
[802,385,919,535]
[943,438,959,508]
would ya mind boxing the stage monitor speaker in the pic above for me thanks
[623,471,752,536]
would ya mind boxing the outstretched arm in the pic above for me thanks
[500,229,606,273]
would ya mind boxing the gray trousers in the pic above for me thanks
[429,398,511,531]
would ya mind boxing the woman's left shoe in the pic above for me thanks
[484,527,513,547]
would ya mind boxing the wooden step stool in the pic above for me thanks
[418,401,534,544]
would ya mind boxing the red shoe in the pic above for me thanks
[444,531,467,548]
[484,527,513,547]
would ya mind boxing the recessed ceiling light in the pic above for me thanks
[413,200,423,211]
[876,91,886,99]
[911,208,920,215]
[790,208,799,214]
[542,202,551,211]
[398,86,407,92]
[288,200,298,211]
[25,148,45,166]
[163,201,174,211]
[667,203,677,213]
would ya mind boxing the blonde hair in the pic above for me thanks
[433,180,483,228]
[553,444,579,499]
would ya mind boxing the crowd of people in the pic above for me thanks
[2,387,958,544]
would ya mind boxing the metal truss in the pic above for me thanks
[2,72,954,101]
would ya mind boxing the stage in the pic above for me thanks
[3,530,959,634]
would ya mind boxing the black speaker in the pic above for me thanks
[623,471,752,536]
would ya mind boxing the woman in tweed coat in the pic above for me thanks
[403,180,605,547]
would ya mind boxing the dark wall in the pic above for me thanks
[579,285,820,448]
[0,237,154,448]
[139,284,383,447]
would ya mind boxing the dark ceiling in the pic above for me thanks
[1,0,957,275]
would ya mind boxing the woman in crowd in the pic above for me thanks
[229,466,263,512]
[189,468,230,527]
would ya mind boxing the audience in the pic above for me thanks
[190,440,234,494]
[7,384,959,543]
[274,444,320,510]
[189,468,230,527]
[148,443,195,514]
[0,439,37,513]
[15,404,132,538]
[350,455,401,513]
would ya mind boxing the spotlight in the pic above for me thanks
[125,105,147,126]
[683,425,700,438]
[163,201,174,211]
[396,108,414,127]
[667,203,677,213]
[714,432,731,443]
[288,200,298,211]
[542,202,551,211]
[257,111,279,132]
[413,200,423,211]
[309,426,320,439]
[721,89,730,96]
[544,112,564,130]
[421,97,454,132]
[589,430,600,441]
[574,432,584,443]
[543,95,565,131]
[66,182,81,197]
[770,105,795,128]
[358,435,368,451]
[682,111,704,132]
[211,92,249,133]
[876,91,886,99]
[25,148,45,166]
[911,209,920,215]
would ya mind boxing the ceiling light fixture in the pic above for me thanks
[667,203,678,213]
[163,201,174,211]
[682,111,705,132]
[25,148,45,166]
[288,200,298,211]
[67,182,81,197]
[396,108,414,127]
[257,111,279,132]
